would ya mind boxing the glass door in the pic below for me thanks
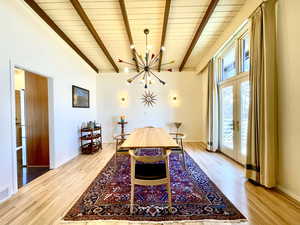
[220,81,235,159]
[220,77,250,164]
[237,79,250,164]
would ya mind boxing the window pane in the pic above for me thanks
[242,34,250,72]
[221,86,234,150]
[222,45,236,80]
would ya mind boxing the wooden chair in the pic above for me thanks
[169,132,186,169]
[129,149,172,214]
[113,133,130,167]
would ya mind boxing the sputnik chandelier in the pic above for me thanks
[118,29,174,88]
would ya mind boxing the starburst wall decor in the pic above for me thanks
[118,29,174,88]
[141,91,157,107]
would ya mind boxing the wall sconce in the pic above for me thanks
[172,96,177,101]
[121,97,126,102]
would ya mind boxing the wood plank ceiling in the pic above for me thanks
[32,0,246,73]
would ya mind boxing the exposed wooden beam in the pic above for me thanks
[24,0,99,73]
[179,0,220,72]
[70,0,119,73]
[158,0,171,72]
[118,0,139,72]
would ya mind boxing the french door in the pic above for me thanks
[219,76,249,164]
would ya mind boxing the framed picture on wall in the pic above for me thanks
[72,85,90,108]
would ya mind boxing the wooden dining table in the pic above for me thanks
[119,127,179,150]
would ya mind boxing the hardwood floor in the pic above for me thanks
[0,143,299,225]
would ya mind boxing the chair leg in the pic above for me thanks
[130,184,135,214]
[166,182,172,212]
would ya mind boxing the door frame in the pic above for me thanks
[235,76,249,164]
[219,73,249,164]
[9,60,55,194]
[219,79,236,159]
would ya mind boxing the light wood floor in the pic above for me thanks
[0,143,299,225]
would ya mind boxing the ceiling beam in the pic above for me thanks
[119,0,139,72]
[179,0,220,72]
[24,0,99,73]
[70,0,119,73]
[158,0,171,72]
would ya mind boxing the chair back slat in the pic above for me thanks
[129,150,171,163]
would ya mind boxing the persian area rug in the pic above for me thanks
[63,149,246,223]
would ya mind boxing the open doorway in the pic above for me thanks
[14,68,50,188]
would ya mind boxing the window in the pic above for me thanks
[221,44,236,80]
[216,23,250,164]
[241,33,250,72]
[217,26,250,82]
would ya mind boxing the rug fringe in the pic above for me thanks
[60,219,248,224]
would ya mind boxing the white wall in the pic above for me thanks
[277,0,300,201]
[97,72,203,143]
[0,0,97,201]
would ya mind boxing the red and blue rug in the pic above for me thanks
[64,149,246,222]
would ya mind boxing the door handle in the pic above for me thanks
[237,121,240,131]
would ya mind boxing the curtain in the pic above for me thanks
[199,66,208,145]
[246,0,278,188]
[206,59,219,152]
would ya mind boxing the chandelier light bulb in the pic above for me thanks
[147,45,153,50]
[119,29,173,89]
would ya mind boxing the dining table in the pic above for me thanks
[119,127,179,150]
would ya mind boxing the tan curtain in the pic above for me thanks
[246,0,278,188]
[206,59,219,152]
[199,66,208,144]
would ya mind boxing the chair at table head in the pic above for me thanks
[169,132,185,149]
[169,132,186,169]
[128,149,172,214]
[113,133,131,151]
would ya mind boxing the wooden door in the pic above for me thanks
[15,90,22,148]
[25,72,49,167]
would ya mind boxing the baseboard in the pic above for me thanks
[0,194,11,204]
[0,187,11,204]
[54,151,80,169]
[276,185,300,204]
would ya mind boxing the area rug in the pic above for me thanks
[63,149,246,223]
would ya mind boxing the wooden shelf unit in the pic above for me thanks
[80,127,102,154]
